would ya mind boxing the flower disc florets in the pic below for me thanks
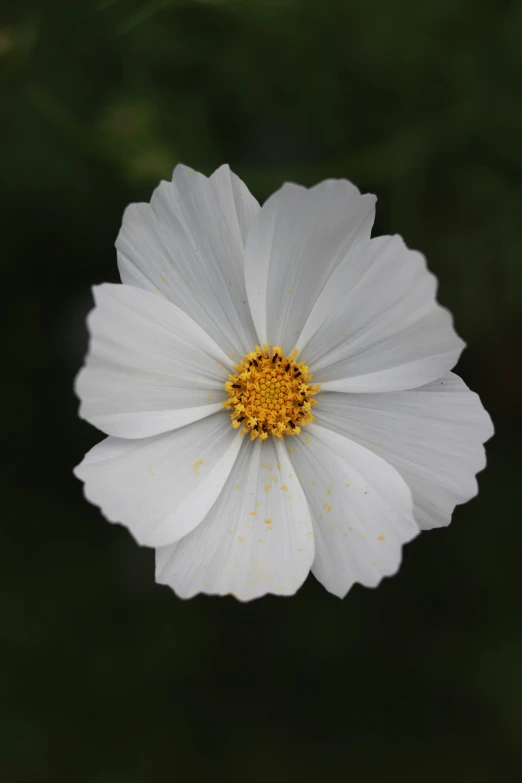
[224,345,320,440]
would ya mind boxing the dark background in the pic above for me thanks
[2,1,522,781]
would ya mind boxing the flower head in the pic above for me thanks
[74,164,493,601]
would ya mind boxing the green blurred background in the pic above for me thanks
[2,1,522,781]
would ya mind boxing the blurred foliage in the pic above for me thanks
[1,1,521,782]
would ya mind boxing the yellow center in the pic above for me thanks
[223,345,320,440]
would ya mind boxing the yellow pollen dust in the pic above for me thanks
[223,345,320,440]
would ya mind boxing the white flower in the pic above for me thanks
[74,164,493,601]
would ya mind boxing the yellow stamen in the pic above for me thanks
[223,345,320,440]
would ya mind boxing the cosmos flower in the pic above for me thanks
[74,164,493,601]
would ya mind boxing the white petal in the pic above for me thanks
[76,284,234,438]
[74,412,242,548]
[116,164,259,357]
[156,438,314,601]
[289,423,418,597]
[244,179,376,351]
[315,372,493,530]
[297,235,464,392]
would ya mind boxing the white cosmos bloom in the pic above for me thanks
[74,164,493,601]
